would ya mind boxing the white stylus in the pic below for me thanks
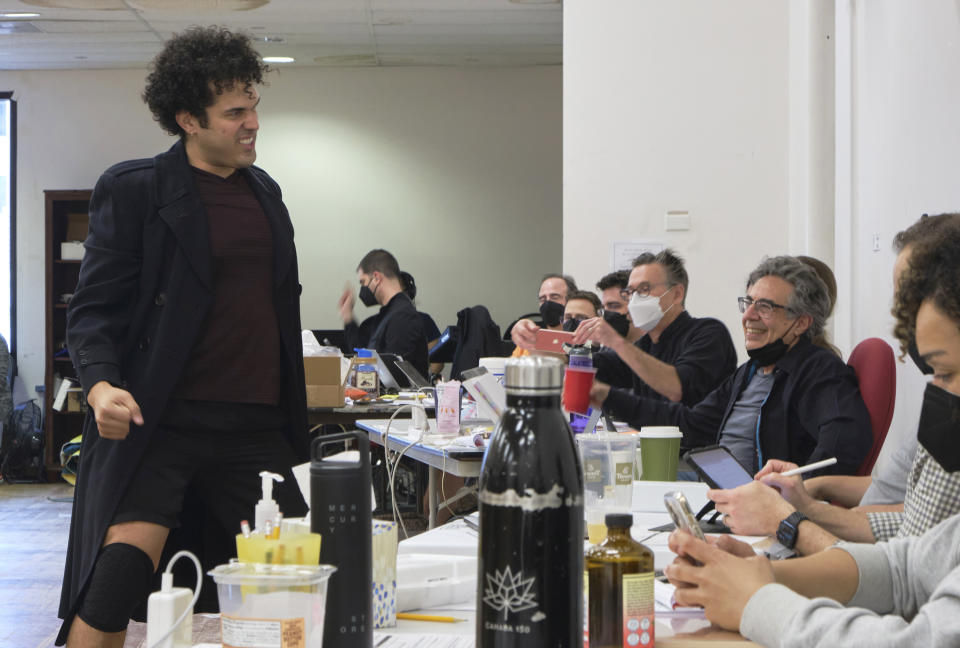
[779,457,838,477]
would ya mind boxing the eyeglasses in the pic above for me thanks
[738,296,794,318]
[619,282,670,300]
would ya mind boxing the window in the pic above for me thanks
[0,93,15,355]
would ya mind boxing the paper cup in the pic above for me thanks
[637,426,683,481]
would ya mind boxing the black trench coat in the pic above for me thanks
[56,140,310,643]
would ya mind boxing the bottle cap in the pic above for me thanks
[605,512,633,529]
[504,355,564,395]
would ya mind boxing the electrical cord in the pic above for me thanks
[146,550,202,648]
[383,403,426,540]
[384,385,459,539]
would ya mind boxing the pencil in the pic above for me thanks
[396,613,464,623]
[780,457,837,477]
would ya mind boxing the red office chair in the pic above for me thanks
[847,338,896,476]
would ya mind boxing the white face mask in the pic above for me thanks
[628,287,674,332]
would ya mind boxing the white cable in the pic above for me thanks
[146,550,202,648]
[384,404,425,540]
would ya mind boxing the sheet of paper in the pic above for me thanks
[654,580,706,617]
[373,633,474,647]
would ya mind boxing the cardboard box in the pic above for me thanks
[60,241,85,260]
[65,389,85,413]
[304,355,345,407]
[65,213,89,242]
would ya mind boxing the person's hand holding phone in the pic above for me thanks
[510,318,540,351]
[665,530,775,631]
[571,316,626,350]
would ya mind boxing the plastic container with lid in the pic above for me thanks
[351,348,379,396]
[209,562,337,648]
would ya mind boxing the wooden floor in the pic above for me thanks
[0,481,74,648]
[0,480,436,648]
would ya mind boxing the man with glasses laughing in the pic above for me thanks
[591,255,872,477]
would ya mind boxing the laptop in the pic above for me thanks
[393,358,433,389]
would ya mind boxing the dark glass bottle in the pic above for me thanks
[584,513,655,648]
[477,356,584,647]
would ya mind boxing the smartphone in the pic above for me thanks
[534,328,576,353]
[663,491,706,542]
[685,445,753,490]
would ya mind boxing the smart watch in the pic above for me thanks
[776,511,809,550]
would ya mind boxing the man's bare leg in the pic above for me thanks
[65,521,169,648]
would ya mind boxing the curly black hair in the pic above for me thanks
[142,26,268,137]
[595,270,629,292]
[893,212,960,253]
[893,219,960,359]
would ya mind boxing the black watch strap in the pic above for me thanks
[776,511,808,550]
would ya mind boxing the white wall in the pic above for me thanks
[564,0,791,354]
[5,65,561,397]
[839,0,960,470]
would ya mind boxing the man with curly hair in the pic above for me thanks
[57,26,309,646]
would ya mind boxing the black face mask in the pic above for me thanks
[603,310,631,337]
[746,320,798,367]
[908,337,935,375]
[918,382,960,473]
[562,318,581,333]
[358,282,378,307]
[540,300,564,328]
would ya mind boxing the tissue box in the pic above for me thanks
[60,241,85,261]
[373,520,398,628]
[304,355,345,407]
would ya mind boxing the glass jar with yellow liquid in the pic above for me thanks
[584,513,655,648]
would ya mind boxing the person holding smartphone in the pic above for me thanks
[664,221,960,647]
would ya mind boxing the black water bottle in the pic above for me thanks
[311,431,372,648]
[477,356,584,647]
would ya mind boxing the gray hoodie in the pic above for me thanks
[740,511,960,647]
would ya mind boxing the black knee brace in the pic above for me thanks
[77,542,155,633]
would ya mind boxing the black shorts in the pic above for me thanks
[113,399,303,534]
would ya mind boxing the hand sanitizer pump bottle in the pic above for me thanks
[254,471,283,534]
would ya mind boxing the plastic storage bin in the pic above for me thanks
[209,562,336,648]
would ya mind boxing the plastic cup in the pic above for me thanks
[210,562,336,647]
[563,366,597,415]
[637,426,683,481]
[577,432,637,543]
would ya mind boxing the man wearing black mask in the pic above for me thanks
[593,270,642,341]
[574,250,737,406]
[338,249,429,377]
[592,255,872,476]
[561,290,602,332]
[509,273,579,355]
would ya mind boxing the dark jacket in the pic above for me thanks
[345,292,429,377]
[604,338,873,474]
[594,311,737,407]
[57,141,309,642]
[450,305,509,379]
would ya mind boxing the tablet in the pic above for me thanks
[685,445,753,490]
